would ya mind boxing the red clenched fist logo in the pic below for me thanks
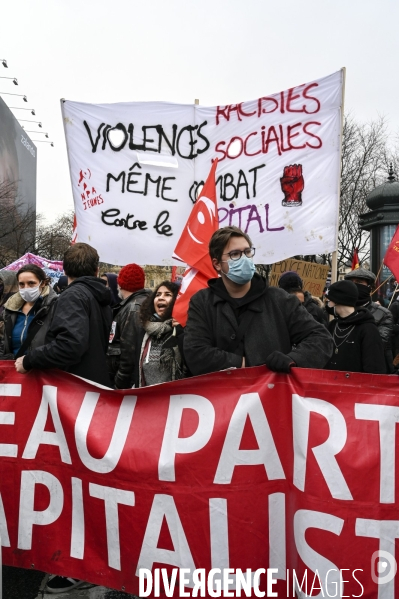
[280,164,304,207]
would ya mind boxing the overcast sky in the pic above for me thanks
[1,0,398,222]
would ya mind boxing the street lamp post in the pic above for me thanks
[0,92,27,101]
[32,140,54,147]
[24,131,49,138]
[19,119,42,128]
[9,107,35,115]
[0,77,18,85]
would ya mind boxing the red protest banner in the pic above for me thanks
[0,362,398,598]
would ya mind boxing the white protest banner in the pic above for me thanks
[61,70,343,265]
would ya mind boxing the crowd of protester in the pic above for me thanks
[0,225,397,592]
[0,226,397,384]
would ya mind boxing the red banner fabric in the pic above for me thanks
[384,223,399,281]
[172,159,219,327]
[0,362,398,598]
[351,249,360,271]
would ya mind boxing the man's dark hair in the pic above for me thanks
[63,243,99,278]
[140,280,179,324]
[209,226,252,262]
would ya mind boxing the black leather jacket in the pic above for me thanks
[107,289,150,389]
[363,300,394,372]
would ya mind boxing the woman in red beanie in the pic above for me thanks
[107,263,150,388]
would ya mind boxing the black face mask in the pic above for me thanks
[354,283,371,304]
[325,304,335,315]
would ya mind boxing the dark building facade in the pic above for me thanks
[0,96,37,213]
[359,165,399,305]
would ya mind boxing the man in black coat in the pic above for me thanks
[184,226,333,376]
[344,267,394,372]
[15,243,112,388]
[107,263,150,389]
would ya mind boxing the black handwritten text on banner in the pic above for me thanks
[62,71,343,265]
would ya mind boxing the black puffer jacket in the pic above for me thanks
[366,301,394,345]
[362,300,394,372]
[107,289,150,389]
[326,308,386,374]
[23,277,112,387]
[184,274,333,376]
[0,286,58,359]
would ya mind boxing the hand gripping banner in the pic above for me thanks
[61,70,343,266]
[0,362,396,598]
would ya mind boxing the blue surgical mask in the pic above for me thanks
[226,255,256,285]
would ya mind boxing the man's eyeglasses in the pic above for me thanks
[222,247,256,261]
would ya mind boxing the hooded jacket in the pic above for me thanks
[0,285,58,359]
[184,273,333,376]
[0,271,18,317]
[23,276,112,387]
[326,308,386,374]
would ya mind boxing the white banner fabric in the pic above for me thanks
[61,70,343,265]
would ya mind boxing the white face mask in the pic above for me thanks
[19,285,42,303]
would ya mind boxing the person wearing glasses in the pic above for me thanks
[184,225,333,375]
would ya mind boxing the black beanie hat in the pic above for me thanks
[326,280,359,307]
[279,271,303,291]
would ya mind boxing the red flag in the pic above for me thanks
[351,248,359,270]
[383,224,399,280]
[172,160,218,326]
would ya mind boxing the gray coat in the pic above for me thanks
[184,276,333,376]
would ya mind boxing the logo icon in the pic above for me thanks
[371,550,397,585]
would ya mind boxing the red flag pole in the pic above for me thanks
[331,67,346,284]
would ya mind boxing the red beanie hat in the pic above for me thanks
[117,263,145,292]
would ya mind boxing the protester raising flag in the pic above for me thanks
[172,159,219,326]
[351,248,360,270]
[383,223,399,281]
